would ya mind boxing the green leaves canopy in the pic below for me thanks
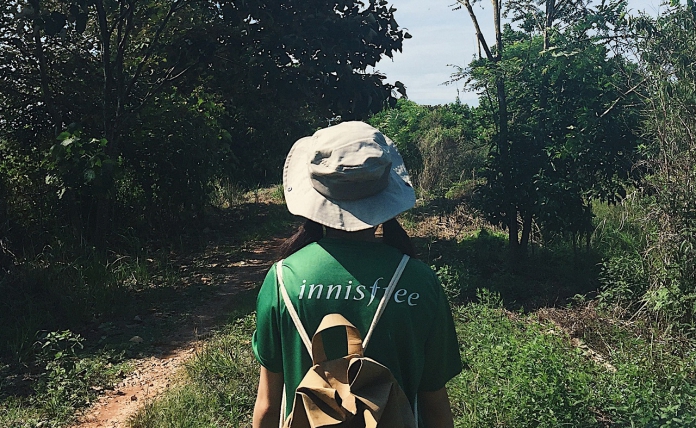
[0,0,407,240]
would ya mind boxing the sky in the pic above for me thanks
[370,0,673,106]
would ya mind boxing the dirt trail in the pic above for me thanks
[72,237,284,428]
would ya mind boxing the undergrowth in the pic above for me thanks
[5,188,696,427]
[450,291,696,427]
[123,193,696,426]
[0,187,294,427]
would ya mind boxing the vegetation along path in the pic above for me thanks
[72,236,285,428]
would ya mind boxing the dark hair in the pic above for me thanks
[382,218,416,257]
[279,218,416,258]
[279,219,324,259]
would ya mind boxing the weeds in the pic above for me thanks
[450,291,696,427]
[4,187,696,427]
[0,329,128,427]
[127,289,696,428]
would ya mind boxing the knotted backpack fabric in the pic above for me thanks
[277,255,417,428]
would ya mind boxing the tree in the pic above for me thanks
[0,0,409,244]
[454,0,639,254]
[369,98,488,195]
[455,0,515,249]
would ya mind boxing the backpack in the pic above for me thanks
[276,254,417,428]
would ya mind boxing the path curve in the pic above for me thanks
[72,237,284,428]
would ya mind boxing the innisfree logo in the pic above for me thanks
[297,277,420,306]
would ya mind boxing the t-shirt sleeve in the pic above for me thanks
[418,272,462,391]
[252,263,283,373]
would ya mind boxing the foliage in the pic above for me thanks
[0,329,127,427]
[428,226,601,310]
[450,291,600,427]
[124,290,696,428]
[591,198,651,314]
[456,0,640,252]
[592,3,696,326]
[0,0,408,247]
[0,189,296,427]
[449,291,696,427]
[628,3,696,324]
[368,99,489,196]
[33,330,123,418]
[45,130,116,201]
[433,263,466,304]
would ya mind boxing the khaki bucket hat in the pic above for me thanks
[283,121,416,231]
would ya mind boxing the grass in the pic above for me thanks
[451,293,696,427]
[129,315,258,428]
[122,292,695,427]
[4,188,696,427]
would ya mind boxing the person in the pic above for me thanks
[252,121,462,428]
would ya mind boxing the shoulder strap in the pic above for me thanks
[363,254,410,348]
[277,254,410,355]
[277,260,313,356]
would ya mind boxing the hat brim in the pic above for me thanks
[283,135,416,231]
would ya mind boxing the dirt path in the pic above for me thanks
[72,237,284,428]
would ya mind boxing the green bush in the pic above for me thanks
[369,99,488,197]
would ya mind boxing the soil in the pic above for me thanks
[71,236,285,428]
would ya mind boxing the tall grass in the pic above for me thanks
[450,291,696,427]
[0,241,178,364]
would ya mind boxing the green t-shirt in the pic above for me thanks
[252,238,462,416]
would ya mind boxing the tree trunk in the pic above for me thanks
[492,0,516,254]
[29,0,62,135]
[520,211,533,251]
[459,0,514,255]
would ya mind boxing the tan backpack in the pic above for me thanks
[277,255,417,428]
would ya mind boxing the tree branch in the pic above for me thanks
[128,63,196,115]
[125,0,185,101]
[116,0,136,118]
[94,0,114,141]
[598,78,646,119]
[28,0,62,134]
[457,0,495,61]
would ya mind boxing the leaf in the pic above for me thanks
[43,12,67,36]
[75,13,88,34]
[84,169,95,182]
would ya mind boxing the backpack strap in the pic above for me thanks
[277,253,410,355]
[277,260,313,355]
[363,254,410,349]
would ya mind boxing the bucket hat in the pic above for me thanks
[283,121,416,231]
